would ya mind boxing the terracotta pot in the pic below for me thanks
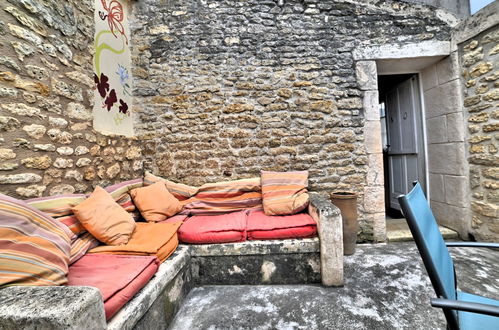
[330,192,358,255]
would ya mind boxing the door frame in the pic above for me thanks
[353,40,450,241]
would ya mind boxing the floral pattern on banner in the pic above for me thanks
[93,0,133,136]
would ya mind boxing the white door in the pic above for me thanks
[385,76,425,210]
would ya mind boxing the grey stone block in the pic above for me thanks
[444,175,469,208]
[363,90,380,121]
[424,79,462,118]
[446,112,465,142]
[421,64,438,91]
[436,52,460,84]
[426,115,448,144]
[429,173,446,203]
[431,200,470,237]
[428,142,467,175]
[309,193,343,287]
[0,286,106,330]
[356,61,378,91]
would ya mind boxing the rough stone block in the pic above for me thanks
[0,286,106,330]
[444,175,469,208]
[366,154,384,186]
[363,186,385,214]
[426,115,447,144]
[424,79,462,118]
[356,61,378,91]
[428,142,467,175]
[363,90,380,121]
[364,121,382,154]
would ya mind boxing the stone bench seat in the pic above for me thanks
[0,194,343,330]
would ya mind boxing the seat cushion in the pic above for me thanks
[89,222,181,262]
[68,254,159,320]
[246,210,317,240]
[0,193,72,287]
[458,291,499,330]
[178,211,247,244]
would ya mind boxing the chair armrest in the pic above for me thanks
[446,242,499,249]
[431,298,499,317]
[308,193,343,287]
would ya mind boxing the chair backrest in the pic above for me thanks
[398,183,458,326]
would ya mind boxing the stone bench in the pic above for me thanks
[0,194,343,330]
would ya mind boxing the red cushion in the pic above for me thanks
[178,211,247,244]
[246,210,317,240]
[68,254,159,320]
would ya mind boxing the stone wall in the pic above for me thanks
[0,0,143,198]
[459,24,499,240]
[420,53,469,237]
[131,0,453,240]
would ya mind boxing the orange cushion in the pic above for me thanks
[130,181,183,222]
[261,170,310,216]
[72,186,136,246]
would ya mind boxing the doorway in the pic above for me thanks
[378,74,427,216]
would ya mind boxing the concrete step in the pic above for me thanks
[386,218,459,242]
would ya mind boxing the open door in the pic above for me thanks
[382,75,426,211]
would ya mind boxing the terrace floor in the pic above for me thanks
[170,242,499,330]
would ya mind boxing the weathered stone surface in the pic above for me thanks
[0,173,42,184]
[51,77,82,101]
[33,144,56,151]
[49,184,76,195]
[74,146,89,156]
[0,163,19,171]
[53,158,74,169]
[2,103,44,118]
[106,163,121,179]
[67,102,92,120]
[48,117,68,127]
[22,124,46,139]
[356,61,378,90]
[16,185,46,198]
[56,147,74,156]
[64,170,83,182]
[0,116,21,132]
[21,156,52,169]
[0,148,16,160]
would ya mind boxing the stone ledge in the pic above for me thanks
[0,286,106,330]
[107,245,191,330]
[189,238,319,257]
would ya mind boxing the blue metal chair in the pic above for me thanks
[398,182,499,330]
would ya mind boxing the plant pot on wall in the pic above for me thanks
[330,192,358,256]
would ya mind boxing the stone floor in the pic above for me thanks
[169,242,499,330]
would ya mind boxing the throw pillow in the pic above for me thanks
[130,181,183,222]
[72,186,136,246]
[261,170,310,216]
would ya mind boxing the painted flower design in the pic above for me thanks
[116,64,129,85]
[118,99,128,114]
[94,73,110,98]
[104,89,117,111]
[99,0,128,44]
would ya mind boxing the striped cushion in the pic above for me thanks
[0,193,72,287]
[261,170,310,216]
[69,232,100,264]
[103,178,144,212]
[196,178,261,199]
[182,191,262,215]
[143,172,198,201]
[26,194,86,218]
